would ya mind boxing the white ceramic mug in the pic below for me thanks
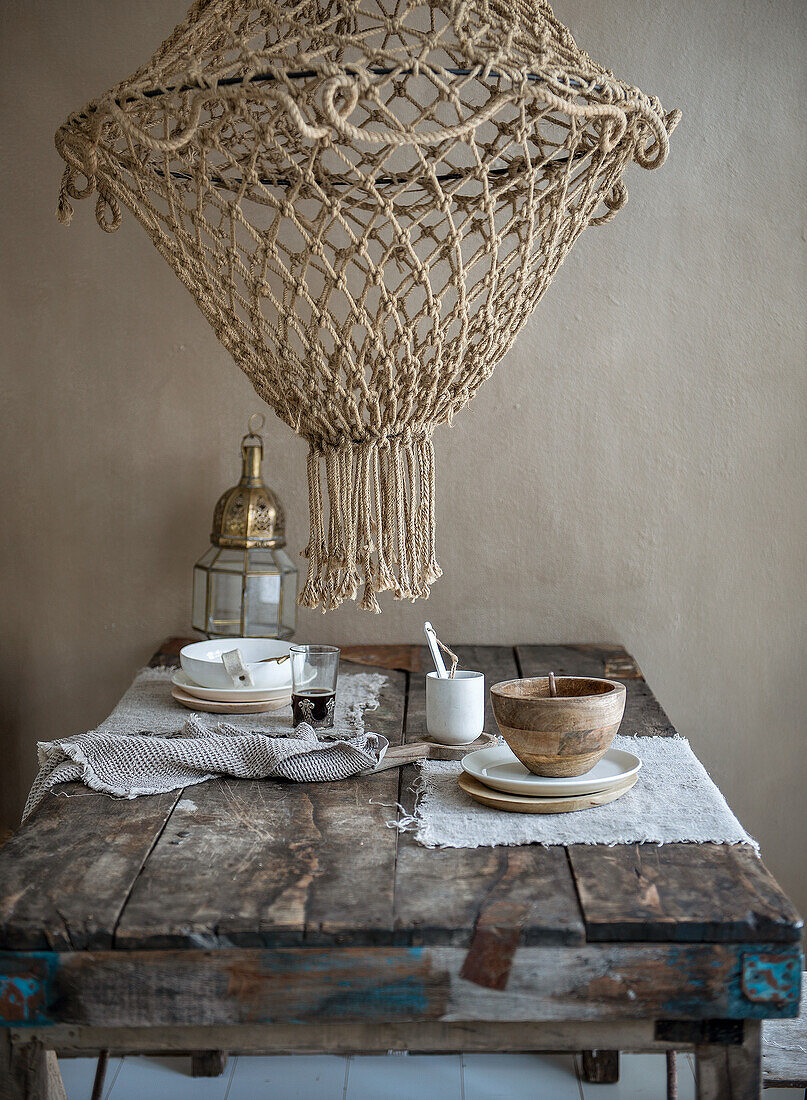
[425,670,485,745]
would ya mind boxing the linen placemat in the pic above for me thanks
[24,667,388,819]
[411,735,757,849]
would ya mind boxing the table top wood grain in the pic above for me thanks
[0,641,800,957]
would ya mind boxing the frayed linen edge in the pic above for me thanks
[411,752,759,851]
[411,833,759,851]
[137,665,177,679]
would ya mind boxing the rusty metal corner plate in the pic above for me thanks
[460,925,521,991]
[0,953,58,1026]
[741,952,801,1006]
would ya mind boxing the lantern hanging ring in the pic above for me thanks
[247,412,266,436]
[242,413,266,457]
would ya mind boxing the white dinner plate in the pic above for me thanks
[461,743,642,797]
[172,670,292,703]
[171,686,290,714]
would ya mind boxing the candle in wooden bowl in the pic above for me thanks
[490,676,626,778]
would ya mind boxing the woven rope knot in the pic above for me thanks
[321,73,361,131]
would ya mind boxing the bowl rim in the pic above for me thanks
[490,675,625,701]
[180,638,293,665]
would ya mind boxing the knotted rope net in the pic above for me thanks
[56,0,680,612]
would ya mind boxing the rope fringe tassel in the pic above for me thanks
[300,437,441,613]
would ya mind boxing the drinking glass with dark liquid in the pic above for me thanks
[290,644,340,729]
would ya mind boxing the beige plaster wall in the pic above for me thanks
[1,0,805,916]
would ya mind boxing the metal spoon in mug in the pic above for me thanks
[258,654,290,664]
[423,621,448,678]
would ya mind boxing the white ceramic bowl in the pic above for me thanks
[180,638,294,691]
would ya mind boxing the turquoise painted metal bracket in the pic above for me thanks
[0,953,59,1027]
[741,952,803,1007]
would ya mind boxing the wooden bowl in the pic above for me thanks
[490,676,626,778]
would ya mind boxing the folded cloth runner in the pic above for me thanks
[24,667,388,820]
[411,735,757,850]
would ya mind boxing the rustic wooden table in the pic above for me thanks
[0,642,802,1100]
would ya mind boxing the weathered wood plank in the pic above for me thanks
[5,1018,714,1057]
[763,982,807,1087]
[581,1049,619,1083]
[516,644,676,737]
[0,1033,66,1100]
[619,677,678,737]
[696,1020,761,1099]
[436,944,801,1023]
[0,787,181,951]
[1,944,800,1029]
[393,646,584,949]
[114,665,407,949]
[341,645,421,672]
[516,644,609,680]
[189,1051,227,1077]
[300,665,406,943]
[569,843,803,943]
[394,842,585,949]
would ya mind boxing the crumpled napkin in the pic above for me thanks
[23,716,388,821]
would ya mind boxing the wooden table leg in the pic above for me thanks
[0,1032,67,1100]
[581,1050,620,1083]
[696,1021,761,1099]
[666,1050,678,1099]
[190,1050,228,1077]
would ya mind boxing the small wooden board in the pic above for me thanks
[171,686,290,714]
[457,771,638,813]
[373,734,497,772]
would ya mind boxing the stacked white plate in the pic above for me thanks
[459,743,641,812]
[170,670,292,713]
[462,744,641,796]
[172,639,294,714]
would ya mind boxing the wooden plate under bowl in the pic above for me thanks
[171,685,290,714]
[457,770,638,814]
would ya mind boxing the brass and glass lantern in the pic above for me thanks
[192,415,297,639]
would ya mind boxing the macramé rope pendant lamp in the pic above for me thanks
[56,0,680,613]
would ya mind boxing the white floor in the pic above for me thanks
[57,1050,803,1099]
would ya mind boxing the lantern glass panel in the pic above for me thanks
[243,547,297,639]
[205,566,244,637]
[206,546,247,573]
[192,546,297,638]
[191,562,209,633]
